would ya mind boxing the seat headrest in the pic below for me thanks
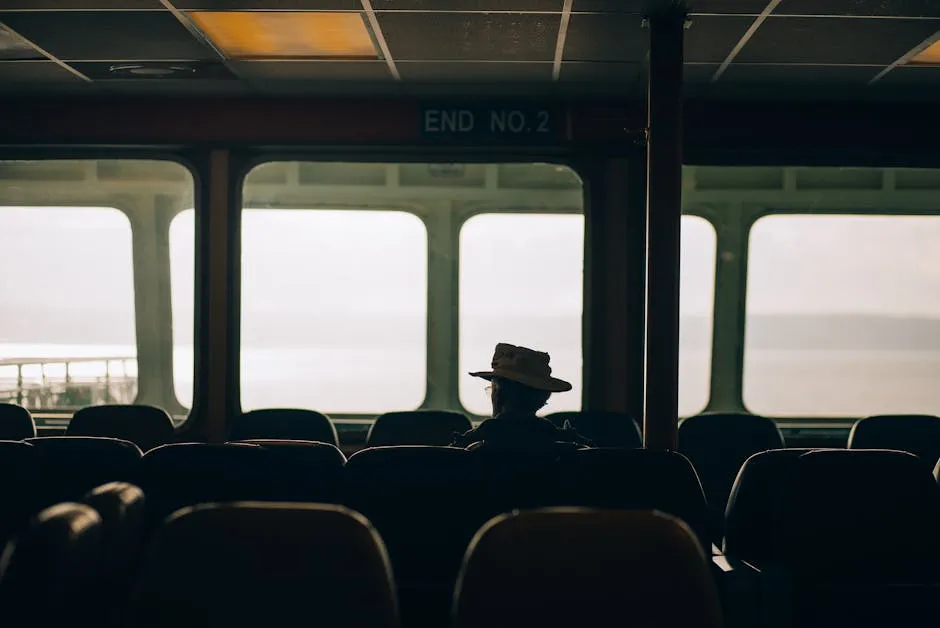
[130,502,398,628]
[231,438,347,465]
[848,415,940,465]
[367,410,472,446]
[231,409,338,447]
[0,403,36,440]
[454,508,722,628]
[67,405,174,452]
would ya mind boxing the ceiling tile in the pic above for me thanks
[398,60,552,81]
[231,59,392,80]
[0,11,218,61]
[564,13,646,62]
[177,0,360,9]
[685,15,755,63]
[0,59,81,81]
[70,60,237,80]
[0,23,44,60]
[372,0,564,10]
[878,65,940,84]
[720,63,880,83]
[567,0,650,12]
[684,62,720,82]
[0,1,162,8]
[687,0,770,13]
[775,0,940,17]
[378,12,559,62]
[736,16,940,64]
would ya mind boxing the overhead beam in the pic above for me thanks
[644,4,685,450]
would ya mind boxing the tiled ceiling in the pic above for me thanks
[0,0,938,99]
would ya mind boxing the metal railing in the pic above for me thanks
[0,356,137,410]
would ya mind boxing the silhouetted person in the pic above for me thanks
[451,343,591,448]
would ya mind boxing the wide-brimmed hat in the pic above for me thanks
[469,343,572,393]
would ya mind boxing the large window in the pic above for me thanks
[680,215,717,416]
[0,206,136,410]
[744,215,940,416]
[169,209,195,408]
[459,213,584,416]
[239,206,428,413]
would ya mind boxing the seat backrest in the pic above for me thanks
[67,405,175,452]
[678,412,785,513]
[0,441,41,547]
[0,503,103,625]
[138,442,345,524]
[562,448,712,547]
[367,410,472,446]
[848,414,940,466]
[723,448,815,564]
[545,410,641,447]
[129,502,398,628]
[230,408,339,447]
[778,449,940,579]
[26,436,142,507]
[0,403,36,440]
[453,508,723,628]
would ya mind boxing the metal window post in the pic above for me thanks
[644,5,685,449]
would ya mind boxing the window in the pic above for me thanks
[0,159,195,417]
[744,215,940,416]
[680,215,717,416]
[0,206,136,410]
[239,206,428,413]
[459,213,584,416]
[169,210,195,408]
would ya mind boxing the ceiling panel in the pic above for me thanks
[0,60,81,81]
[775,0,940,17]
[683,62,720,82]
[70,60,237,80]
[564,13,646,62]
[687,0,770,13]
[176,0,360,9]
[231,60,392,80]
[0,11,219,61]
[878,65,940,84]
[720,63,879,83]
[685,15,755,63]
[398,60,552,81]
[0,1,163,8]
[559,61,640,90]
[736,16,940,64]
[568,1,651,12]
[0,23,44,60]
[378,12,559,61]
[372,0,564,10]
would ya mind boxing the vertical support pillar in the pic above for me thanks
[644,6,685,449]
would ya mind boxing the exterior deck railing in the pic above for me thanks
[0,356,137,409]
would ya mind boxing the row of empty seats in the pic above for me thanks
[0,500,721,628]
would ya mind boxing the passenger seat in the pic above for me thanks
[545,410,641,447]
[230,408,339,447]
[67,404,175,452]
[128,502,398,628]
[453,508,722,628]
[367,409,471,446]
[0,403,35,440]
[848,414,940,467]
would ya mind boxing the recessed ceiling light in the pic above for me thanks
[186,11,378,60]
[108,64,196,78]
[908,40,940,65]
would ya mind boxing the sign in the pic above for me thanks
[420,104,561,142]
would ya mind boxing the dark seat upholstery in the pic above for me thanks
[453,508,723,628]
[26,436,142,507]
[367,410,471,446]
[0,503,104,626]
[545,410,641,447]
[137,442,345,524]
[678,412,784,538]
[129,502,398,628]
[561,448,712,547]
[230,408,338,447]
[82,482,146,627]
[848,414,940,467]
[345,446,478,627]
[0,403,35,440]
[0,441,41,548]
[67,404,175,452]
